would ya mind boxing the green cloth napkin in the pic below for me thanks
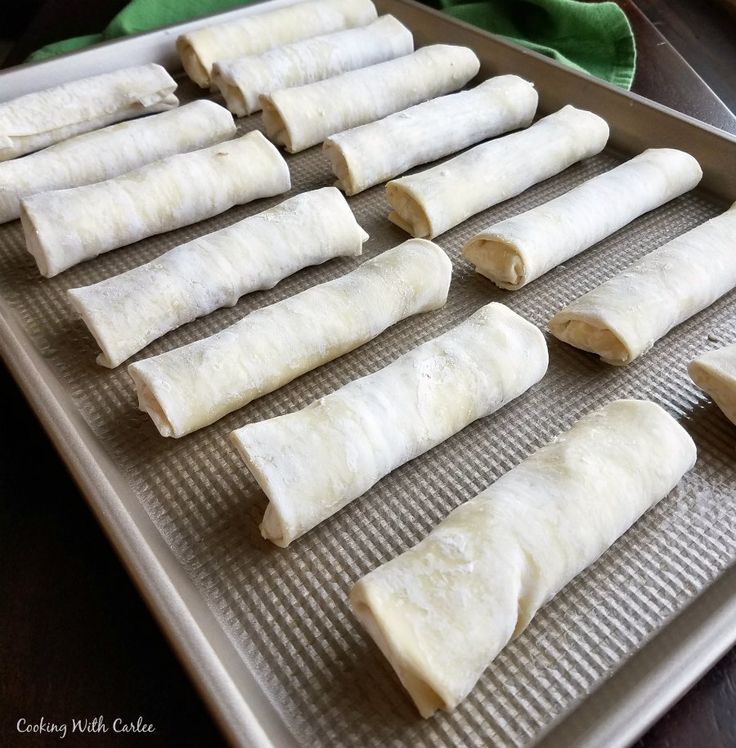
[29,0,635,89]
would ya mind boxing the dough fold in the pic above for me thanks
[231,302,548,547]
[386,105,609,239]
[69,188,367,368]
[212,16,413,117]
[261,44,480,153]
[0,100,235,224]
[0,63,177,161]
[688,343,736,425]
[351,399,696,717]
[549,202,736,365]
[463,148,702,289]
[128,239,451,438]
[20,131,290,277]
[177,0,377,88]
[323,75,538,195]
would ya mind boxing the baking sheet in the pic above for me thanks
[1,2,736,746]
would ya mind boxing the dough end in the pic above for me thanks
[549,313,632,366]
[176,35,211,88]
[351,582,449,718]
[211,65,250,117]
[463,236,526,290]
[386,182,433,238]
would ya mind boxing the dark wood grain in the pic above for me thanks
[0,361,227,747]
[1,2,736,747]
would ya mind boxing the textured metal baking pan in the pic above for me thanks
[1,1,735,746]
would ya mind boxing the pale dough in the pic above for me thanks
[351,399,696,717]
[385,105,609,238]
[69,188,368,368]
[20,131,290,277]
[0,100,235,224]
[212,15,413,117]
[323,75,538,195]
[177,0,377,88]
[231,302,548,547]
[463,148,702,289]
[260,44,480,153]
[549,202,736,365]
[128,239,451,438]
[688,343,736,425]
[0,63,177,161]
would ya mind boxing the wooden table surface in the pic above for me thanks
[2,2,736,746]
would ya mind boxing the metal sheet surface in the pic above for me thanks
[1,2,735,746]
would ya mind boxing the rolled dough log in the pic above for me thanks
[463,148,703,289]
[351,399,696,717]
[0,63,177,161]
[128,239,451,438]
[212,15,413,117]
[20,131,290,278]
[177,0,377,88]
[323,75,538,196]
[69,188,368,368]
[231,302,548,547]
[385,105,609,239]
[261,44,480,153]
[688,343,736,425]
[549,202,736,365]
[0,100,235,224]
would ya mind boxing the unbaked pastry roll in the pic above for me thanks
[69,188,367,368]
[212,15,413,117]
[549,203,736,365]
[231,302,548,547]
[261,44,480,153]
[351,399,696,717]
[0,64,177,161]
[463,148,703,289]
[178,0,377,88]
[21,131,290,278]
[688,343,736,425]
[0,100,235,224]
[323,75,538,196]
[129,239,451,438]
[386,105,609,239]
